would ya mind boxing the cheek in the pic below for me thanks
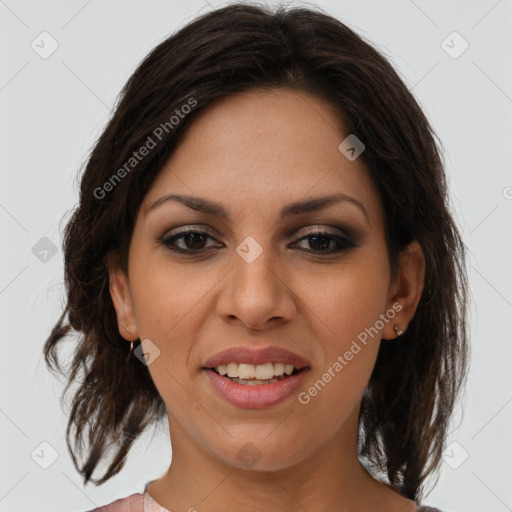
[128,252,229,401]
[296,254,389,405]
[300,255,390,343]
[129,250,221,338]
[297,269,387,428]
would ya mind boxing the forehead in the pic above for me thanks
[142,89,383,226]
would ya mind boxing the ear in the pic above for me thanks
[104,251,139,342]
[383,240,425,340]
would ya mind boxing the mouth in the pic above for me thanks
[202,345,311,408]
[202,363,310,409]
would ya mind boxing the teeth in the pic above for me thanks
[273,363,285,376]
[229,377,280,385]
[216,362,296,379]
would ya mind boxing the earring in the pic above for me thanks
[394,325,404,337]
[125,339,134,363]
[125,327,132,334]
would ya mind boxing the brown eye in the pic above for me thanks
[160,229,222,253]
[292,228,357,253]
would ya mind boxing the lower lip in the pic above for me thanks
[204,368,309,409]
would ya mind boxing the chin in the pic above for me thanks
[211,439,307,473]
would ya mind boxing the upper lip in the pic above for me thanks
[203,346,311,370]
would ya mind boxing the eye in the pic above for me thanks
[159,228,222,254]
[291,228,356,253]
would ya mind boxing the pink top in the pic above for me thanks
[86,482,169,511]
[86,481,442,511]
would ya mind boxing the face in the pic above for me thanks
[108,88,424,472]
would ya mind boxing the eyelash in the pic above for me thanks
[158,227,357,256]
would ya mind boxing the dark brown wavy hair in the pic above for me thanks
[44,1,469,502]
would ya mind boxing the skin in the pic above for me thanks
[107,88,425,512]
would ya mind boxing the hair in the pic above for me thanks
[43,1,469,502]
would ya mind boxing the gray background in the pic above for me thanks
[1,1,511,511]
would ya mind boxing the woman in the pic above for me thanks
[44,3,469,511]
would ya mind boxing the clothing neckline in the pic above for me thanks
[143,481,174,512]
[141,479,428,512]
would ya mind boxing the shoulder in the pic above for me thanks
[84,492,144,512]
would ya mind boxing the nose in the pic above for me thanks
[216,244,297,330]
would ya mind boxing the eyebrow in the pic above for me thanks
[145,192,370,226]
